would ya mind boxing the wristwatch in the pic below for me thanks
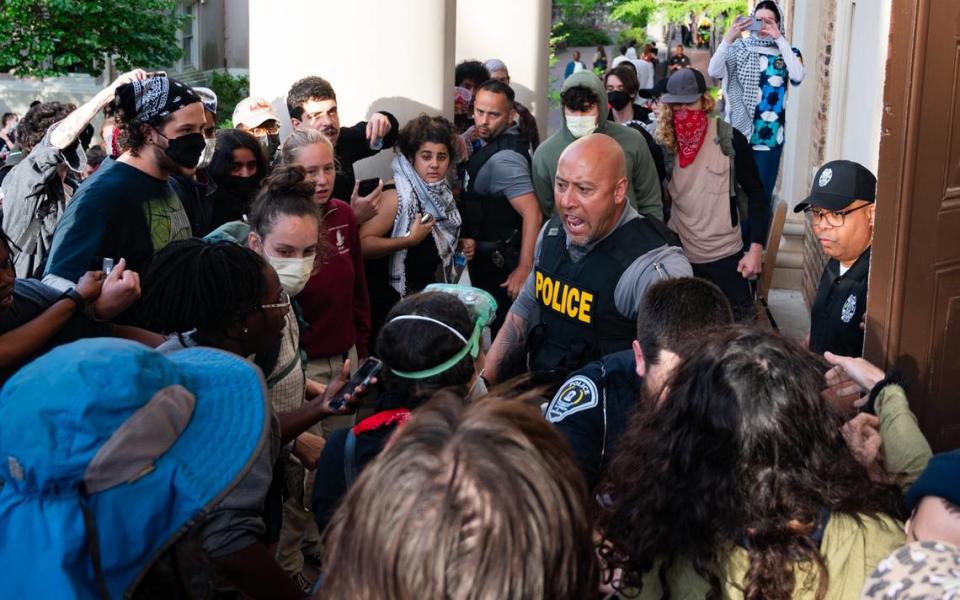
[58,288,86,309]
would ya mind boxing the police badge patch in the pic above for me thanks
[545,375,598,423]
[841,293,857,323]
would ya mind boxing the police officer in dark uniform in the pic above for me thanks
[484,134,691,382]
[795,160,877,357]
[459,80,543,334]
[543,277,733,488]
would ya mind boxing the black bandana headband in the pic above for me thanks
[115,76,200,124]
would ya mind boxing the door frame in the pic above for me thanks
[864,0,924,365]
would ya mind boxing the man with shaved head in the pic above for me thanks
[485,134,691,381]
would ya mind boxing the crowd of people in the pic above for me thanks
[0,0,957,597]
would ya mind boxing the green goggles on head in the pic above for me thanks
[389,285,498,380]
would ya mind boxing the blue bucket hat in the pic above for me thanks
[0,338,270,599]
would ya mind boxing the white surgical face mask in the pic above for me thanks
[566,115,598,139]
[267,255,314,296]
[197,137,216,169]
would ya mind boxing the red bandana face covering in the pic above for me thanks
[673,108,709,168]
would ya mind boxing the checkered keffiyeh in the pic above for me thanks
[724,1,786,138]
[118,76,200,123]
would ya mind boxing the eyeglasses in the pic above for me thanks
[804,203,871,227]
[261,290,291,312]
[250,123,281,136]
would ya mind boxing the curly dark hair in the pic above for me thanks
[454,60,490,88]
[376,291,477,408]
[561,86,600,113]
[17,102,75,153]
[396,114,459,164]
[597,328,905,599]
[111,98,171,157]
[285,76,337,121]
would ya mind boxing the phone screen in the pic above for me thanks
[357,178,380,197]
[329,357,383,410]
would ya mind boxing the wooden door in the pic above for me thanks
[868,0,960,451]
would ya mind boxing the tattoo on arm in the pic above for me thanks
[486,313,528,384]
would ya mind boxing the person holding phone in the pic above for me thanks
[312,287,492,535]
[358,115,463,340]
[708,1,803,217]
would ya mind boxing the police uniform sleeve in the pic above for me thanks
[614,244,693,319]
[544,371,606,486]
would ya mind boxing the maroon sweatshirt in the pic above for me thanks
[299,199,371,358]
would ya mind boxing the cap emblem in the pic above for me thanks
[819,168,833,188]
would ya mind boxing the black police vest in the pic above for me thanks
[530,215,672,372]
[459,133,531,242]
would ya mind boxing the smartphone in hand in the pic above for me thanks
[329,357,383,411]
[357,177,381,197]
[747,17,764,31]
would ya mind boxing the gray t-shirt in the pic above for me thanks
[471,126,534,201]
[510,205,693,326]
[0,122,86,278]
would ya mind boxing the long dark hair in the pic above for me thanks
[597,328,904,599]
[208,128,268,185]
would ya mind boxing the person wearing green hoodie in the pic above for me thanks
[533,71,663,220]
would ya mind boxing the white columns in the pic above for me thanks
[455,0,552,140]
[248,0,457,178]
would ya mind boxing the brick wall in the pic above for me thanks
[801,0,837,307]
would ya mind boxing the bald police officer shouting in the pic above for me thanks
[484,134,692,382]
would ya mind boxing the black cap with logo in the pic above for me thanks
[794,160,877,213]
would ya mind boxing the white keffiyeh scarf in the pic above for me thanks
[725,1,786,138]
[388,155,461,296]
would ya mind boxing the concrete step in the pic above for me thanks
[771,265,803,290]
[779,235,805,255]
[783,221,805,237]
[775,250,804,269]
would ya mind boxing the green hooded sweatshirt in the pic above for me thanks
[532,71,663,219]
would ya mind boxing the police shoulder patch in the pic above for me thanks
[545,375,599,423]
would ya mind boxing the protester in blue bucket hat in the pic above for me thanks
[0,337,270,599]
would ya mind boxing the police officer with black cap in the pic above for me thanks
[795,159,877,357]
[543,277,733,488]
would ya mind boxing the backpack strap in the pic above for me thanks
[715,119,738,199]
[716,119,749,226]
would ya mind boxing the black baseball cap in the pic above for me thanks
[794,160,877,213]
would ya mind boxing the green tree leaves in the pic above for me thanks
[0,0,187,78]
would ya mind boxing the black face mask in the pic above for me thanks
[267,134,281,159]
[159,132,206,169]
[608,91,632,111]
[220,174,261,197]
